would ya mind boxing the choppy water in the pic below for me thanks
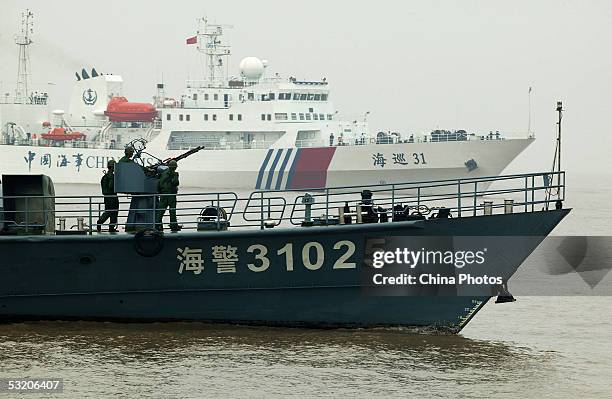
[1,172,610,398]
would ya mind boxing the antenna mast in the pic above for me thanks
[196,18,232,86]
[14,9,34,104]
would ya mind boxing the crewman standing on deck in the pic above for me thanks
[96,159,119,232]
[119,146,135,163]
[155,160,181,232]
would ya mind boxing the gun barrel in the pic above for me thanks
[171,145,205,163]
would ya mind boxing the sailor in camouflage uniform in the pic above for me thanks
[155,160,181,232]
[96,159,119,232]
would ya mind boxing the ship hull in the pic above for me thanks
[3,138,533,190]
[0,209,568,332]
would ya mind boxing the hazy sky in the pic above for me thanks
[1,0,610,174]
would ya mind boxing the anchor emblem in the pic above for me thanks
[82,88,98,105]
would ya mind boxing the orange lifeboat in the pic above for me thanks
[105,96,157,122]
[41,127,85,141]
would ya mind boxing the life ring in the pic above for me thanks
[134,228,164,257]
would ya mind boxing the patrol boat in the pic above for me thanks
[0,158,568,332]
[1,13,534,190]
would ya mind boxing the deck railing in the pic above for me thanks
[0,171,565,234]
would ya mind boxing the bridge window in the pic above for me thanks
[166,114,171,121]
[319,113,325,120]
[267,114,272,121]
[186,114,191,121]
[313,113,319,120]
[229,114,234,121]
[179,114,184,121]
[261,114,266,121]
[238,114,242,121]
[305,114,312,120]
[275,113,288,120]
[327,114,333,120]
[269,93,276,100]
[307,93,315,101]
[293,93,300,100]
[314,94,321,101]
[299,113,305,120]
[291,113,297,120]
[204,114,209,121]
[321,94,328,101]
[214,94,219,101]
[204,94,209,101]
[193,93,198,101]
[248,92,255,101]
[300,94,307,101]
[212,114,217,121]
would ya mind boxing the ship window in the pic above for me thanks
[166,114,171,121]
[314,94,321,101]
[300,94,307,101]
[238,114,242,121]
[179,114,184,121]
[214,94,219,101]
[291,113,297,120]
[213,114,217,121]
[205,94,209,101]
[321,94,328,101]
[204,114,209,121]
[327,114,333,120]
[269,93,276,100]
[319,113,325,120]
[313,114,319,120]
[267,114,272,121]
[309,108,314,113]
[275,113,288,120]
[193,93,198,101]
[186,114,191,121]
[284,92,291,100]
[305,114,312,120]
[229,114,234,121]
[299,113,305,120]
[307,93,315,101]
[261,114,266,121]
[293,93,300,100]
[248,92,255,101]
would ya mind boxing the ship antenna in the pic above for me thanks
[14,9,34,104]
[196,17,233,86]
[527,86,533,137]
[545,101,564,209]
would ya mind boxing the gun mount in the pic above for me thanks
[114,142,205,231]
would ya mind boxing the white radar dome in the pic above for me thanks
[239,57,265,81]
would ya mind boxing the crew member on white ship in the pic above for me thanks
[119,146,135,163]
[329,132,334,146]
[96,160,119,233]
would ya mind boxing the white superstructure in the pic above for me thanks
[0,14,534,190]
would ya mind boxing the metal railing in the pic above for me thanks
[0,171,565,235]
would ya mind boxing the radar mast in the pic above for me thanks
[196,18,232,86]
[14,9,34,104]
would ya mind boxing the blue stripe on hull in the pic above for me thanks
[264,149,284,190]
[275,149,293,190]
[255,149,274,189]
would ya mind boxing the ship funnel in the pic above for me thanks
[81,68,90,80]
[91,68,99,77]
[75,72,81,81]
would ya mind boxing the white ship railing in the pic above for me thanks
[0,171,565,235]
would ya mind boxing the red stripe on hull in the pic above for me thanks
[288,147,336,189]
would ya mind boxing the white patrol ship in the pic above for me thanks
[1,12,533,190]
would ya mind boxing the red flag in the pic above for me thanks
[186,36,197,45]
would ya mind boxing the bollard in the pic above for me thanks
[483,201,493,216]
[77,217,85,231]
[58,217,66,231]
[504,199,514,214]
[301,193,315,223]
